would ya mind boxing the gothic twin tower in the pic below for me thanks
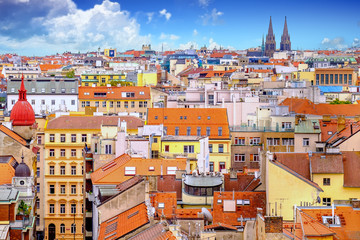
[263,16,291,57]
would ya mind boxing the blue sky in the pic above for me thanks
[0,0,359,55]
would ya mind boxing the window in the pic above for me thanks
[86,101,90,107]
[187,127,191,136]
[102,101,106,107]
[130,101,134,108]
[60,185,65,194]
[250,154,259,162]
[60,149,65,157]
[184,145,194,153]
[282,138,294,146]
[206,127,211,136]
[36,168,40,178]
[60,166,65,175]
[50,134,55,142]
[323,178,330,186]
[49,204,54,214]
[209,162,214,172]
[71,204,76,214]
[164,127,167,136]
[31,99,35,105]
[61,88,66,93]
[95,101,99,107]
[139,101,143,108]
[60,224,65,233]
[151,151,159,159]
[36,199,40,209]
[31,88,35,93]
[249,137,260,145]
[37,152,40,162]
[71,166,76,175]
[125,167,136,175]
[219,162,226,170]
[49,184,55,194]
[164,145,170,152]
[197,127,201,136]
[234,154,245,162]
[175,127,179,136]
[37,136,42,144]
[41,88,45,93]
[71,88,76,93]
[82,134,87,143]
[153,138,158,143]
[71,134,76,142]
[323,197,331,206]
[124,101,128,108]
[60,204,65,214]
[234,137,245,145]
[11,100,15,105]
[218,127,223,136]
[41,99,45,105]
[71,185,76,194]
[81,101,85,108]
[110,101,114,108]
[167,167,177,174]
[144,101,148,107]
[282,122,292,129]
[71,149,76,157]
[37,183,40,192]
[117,101,121,108]
[105,145,112,154]
[51,99,55,105]
[49,166,54,175]
[267,138,280,146]
[303,138,310,147]
[71,224,76,234]
[218,144,224,153]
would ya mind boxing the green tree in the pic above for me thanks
[65,69,75,78]
[330,98,352,104]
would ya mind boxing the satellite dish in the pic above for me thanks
[201,207,213,222]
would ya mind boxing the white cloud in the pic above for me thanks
[201,8,223,25]
[208,38,220,49]
[321,37,348,50]
[198,0,210,7]
[159,33,179,41]
[0,0,151,55]
[193,29,198,36]
[159,9,171,21]
[352,38,360,48]
[146,12,154,24]
[179,41,199,50]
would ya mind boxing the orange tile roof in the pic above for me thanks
[0,125,27,146]
[78,86,150,100]
[98,203,149,240]
[301,206,360,239]
[150,192,177,219]
[39,64,63,71]
[91,154,187,185]
[147,108,230,139]
[175,208,204,219]
[212,191,266,226]
[129,223,176,240]
[281,98,360,117]
[0,155,17,185]
[298,210,336,237]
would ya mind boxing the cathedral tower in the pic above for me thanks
[280,16,291,51]
[265,16,276,57]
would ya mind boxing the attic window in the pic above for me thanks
[155,116,158,120]
[236,200,243,205]
[124,167,136,176]
[139,91,144,95]
[164,116,167,120]
[158,203,165,209]
[149,166,155,171]
[207,116,211,120]
[94,92,106,97]
[243,200,250,205]
[198,116,201,120]
[217,199,222,204]
[328,131,333,135]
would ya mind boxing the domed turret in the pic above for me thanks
[10,74,35,126]
[15,154,31,177]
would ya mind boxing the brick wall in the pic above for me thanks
[265,216,283,233]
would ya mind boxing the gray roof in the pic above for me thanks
[7,78,78,95]
[0,188,18,202]
[184,175,222,187]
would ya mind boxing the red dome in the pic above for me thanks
[10,75,35,126]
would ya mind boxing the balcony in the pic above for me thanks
[85,211,92,218]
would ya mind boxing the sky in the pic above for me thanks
[0,0,359,56]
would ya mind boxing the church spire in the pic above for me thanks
[280,16,291,51]
[268,16,274,36]
[19,74,27,101]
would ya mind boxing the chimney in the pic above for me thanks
[265,216,283,233]
[350,199,360,208]
[337,115,346,132]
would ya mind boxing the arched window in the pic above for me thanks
[60,224,65,233]
[71,223,76,234]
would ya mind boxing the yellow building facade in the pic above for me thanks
[137,71,158,86]
[80,73,127,86]
[44,123,96,240]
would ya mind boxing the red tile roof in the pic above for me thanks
[212,191,266,226]
[274,153,310,180]
[46,115,144,130]
[98,203,149,240]
[342,151,360,187]
[129,223,176,240]
[281,98,360,117]
[298,209,336,237]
